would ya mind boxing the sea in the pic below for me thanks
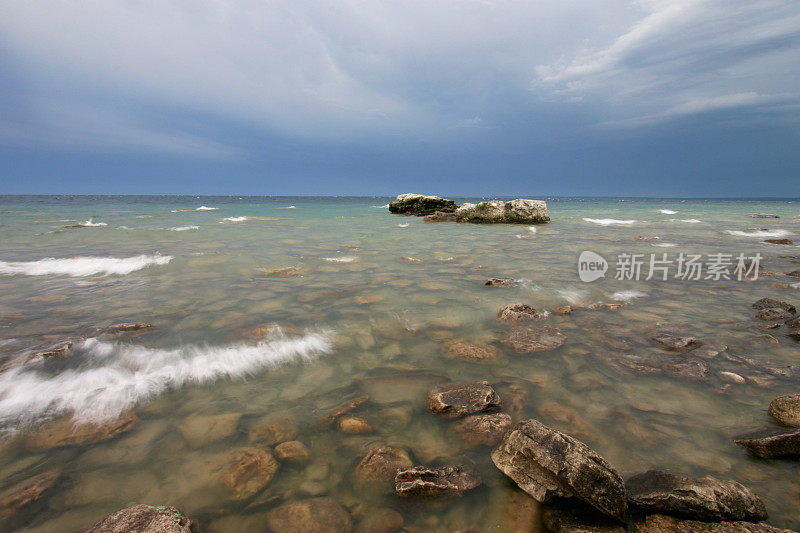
[0,195,798,531]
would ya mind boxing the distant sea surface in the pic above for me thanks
[0,195,799,531]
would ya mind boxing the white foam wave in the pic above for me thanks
[324,256,357,263]
[222,216,247,223]
[558,289,590,305]
[526,226,537,233]
[397,223,409,228]
[196,206,217,211]
[0,254,172,277]
[680,219,701,223]
[372,204,390,208]
[583,218,636,226]
[659,209,678,214]
[652,243,677,247]
[725,229,792,238]
[0,332,332,429]
[170,226,199,232]
[80,219,107,227]
[611,290,647,302]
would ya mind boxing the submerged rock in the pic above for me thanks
[664,359,710,381]
[502,325,566,353]
[441,339,499,362]
[27,414,138,451]
[219,448,279,501]
[752,298,796,314]
[633,514,791,532]
[86,504,199,533]
[491,418,627,521]
[452,413,512,446]
[355,508,403,533]
[389,193,456,216]
[0,470,61,518]
[102,323,152,334]
[355,446,413,487]
[626,470,767,522]
[554,305,573,315]
[338,416,373,434]
[274,441,312,463]
[542,506,625,533]
[485,277,514,286]
[768,394,800,427]
[735,429,800,458]
[423,211,457,222]
[426,380,501,418]
[266,497,352,533]
[455,199,550,224]
[317,395,369,427]
[178,413,241,448]
[755,308,794,321]
[249,416,299,445]
[395,464,482,497]
[496,303,543,322]
[651,333,700,350]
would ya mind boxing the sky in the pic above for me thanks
[1,0,799,197]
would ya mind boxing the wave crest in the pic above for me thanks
[0,254,172,277]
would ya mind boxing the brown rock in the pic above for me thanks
[554,306,573,315]
[787,270,800,277]
[219,447,279,501]
[423,211,457,222]
[317,395,369,427]
[395,465,482,497]
[355,446,413,487]
[634,514,791,532]
[540,403,595,439]
[0,470,61,518]
[735,429,800,458]
[626,470,767,522]
[178,413,241,448]
[442,339,499,362]
[28,413,138,451]
[249,416,298,445]
[266,497,352,533]
[502,325,566,353]
[664,359,710,381]
[355,508,403,533]
[259,266,307,278]
[764,239,793,245]
[752,298,796,314]
[756,308,794,321]
[768,394,800,427]
[426,380,501,418]
[86,504,199,533]
[500,384,529,423]
[491,419,627,521]
[651,333,699,350]
[338,416,373,434]
[401,256,422,263]
[103,323,152,333]
[485,278,514,286]
[29,341,74,362]
[542,506,625,533]
[496,303,543,322]
[275,441,312,463]
[452,413,512,446]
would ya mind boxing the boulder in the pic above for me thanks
[735,429,800,458]
[455,199,550,224]
[423,211,457,222]
[502,325,566,353]
[554,306,573,315]
[485,277,514,286]
[337,416,373,434]
[542,506,625,533]
[441,339,499,362]
[634,514,791,532]
[389,194,457,216]
[769,394,800,427]
[249,416,298,445]
[219,448,279,501]
[355,508,404,533]
[452,413,512,446]
[626,470,767,522]
[274,441,312,463]
[755,308,794,321]
[496,303,543,322]
[395,465,482,498]
[763,239,793,245]
[491,419,627,521]
[266,497,352,533]
[28,414,138,451]
[317,395,369,427]
[0,470,61,518]
[651,333,699,350]
[426,381,501,418]
[355,446,413,487]
[752,298,796,314]
[86,504,199,533]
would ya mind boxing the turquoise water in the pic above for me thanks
[0,196,799,531]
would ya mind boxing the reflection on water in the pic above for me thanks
[0,196,799,531]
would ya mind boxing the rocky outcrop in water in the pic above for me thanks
[426,381,501,418]
[735,429,800,458]
[626,470,767,522]
[395,464,482,497]
[455,199,550,224]
[355,446,413,488]
[266,497,352,533]
[389,194,457,216]
[452,412,512,446]
[502,324,566,353]
[769,394,800,427]
[491,418,627,521]
[441,339,499,362]
[651,332,699,350]
[485,277,514,286]
[633,514,792,532]
[496,303,543,322]
[423,211,456,222]
[752,298,796,315]
[86,504,199,533]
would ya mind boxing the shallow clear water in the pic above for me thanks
[0,195,799,531]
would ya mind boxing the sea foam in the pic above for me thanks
[659,209,678,214]
[611,290,647,302]
[725,229,792,238]
[79,219,108,227]
[169,226,199,231]
[324,256,357,263]
[0,330,333,429]
[0,254,172,277]
[222,216,247,222]
[583,218,636,226]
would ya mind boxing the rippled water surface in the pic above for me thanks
[0,196,799,531]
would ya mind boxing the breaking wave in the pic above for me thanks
[611,290,647,302]
[0,254,172,277]
[659,209,678,214]
[222,216,247,222]
[169,226,199,231]
[583,218,636,226]
[0,330,333,429]
[324,256,357,263]
[725,229,792,238]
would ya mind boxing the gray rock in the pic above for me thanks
[626,470,767,522]
[634,514,791,532]
[395,464,482,497]
[651,333,699,350]
[769,394,800,427]
[491,418,627,521]
[502,325,566,353]
[752,298,796,314]
[389,193,456,216]
[86,504,199,533]
[426,380,501,418]
[455,199,550,224]
[735,429,800,458]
